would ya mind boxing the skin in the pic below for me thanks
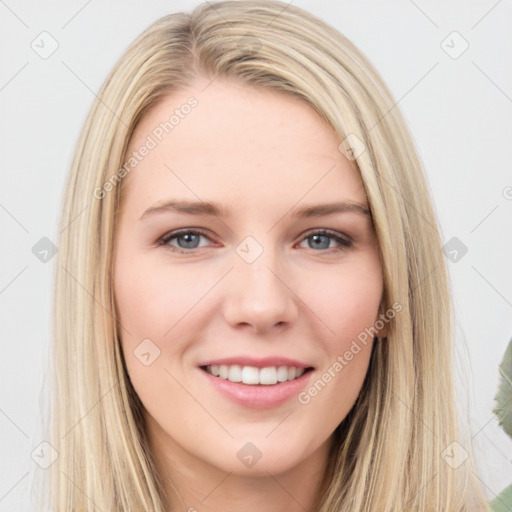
[113,77,385,512]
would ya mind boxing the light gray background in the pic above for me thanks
[1,1,511,509]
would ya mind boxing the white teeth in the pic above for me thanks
[219,365,229,379]
[204,364,309,385]
[277,366,288,382]
[228,365,242,382]
[241,366,260,384]
[260,367,277,385]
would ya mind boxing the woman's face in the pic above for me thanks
[114,78,383,479]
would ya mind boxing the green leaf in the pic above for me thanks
[493,338,512,438]
[489,484,512,512]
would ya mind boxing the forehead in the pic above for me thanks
[122,78,367,212]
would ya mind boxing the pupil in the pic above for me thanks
[178,233,199,248]
[310,234,329,250]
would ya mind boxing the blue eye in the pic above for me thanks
[158,229,352,253]
[299,230,352,251]
[158,230,212,251]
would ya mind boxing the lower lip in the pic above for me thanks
[199,367,314,409]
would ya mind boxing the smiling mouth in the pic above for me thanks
[200,364,314,385]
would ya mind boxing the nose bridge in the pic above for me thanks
[222,236,298,332]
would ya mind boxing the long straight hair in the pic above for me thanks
[35,1,489,510]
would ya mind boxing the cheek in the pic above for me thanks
[113,252,189,384]
[114,255,213,342]
[113,256,204,412]
[113,251,228,396]
[300,342,373,438]
[294,254,382,419]
[299,256,383,341]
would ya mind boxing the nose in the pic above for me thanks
[222,250,299,335]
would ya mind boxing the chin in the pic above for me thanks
[206,436,318,477]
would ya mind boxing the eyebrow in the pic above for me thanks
[139,199,370,221]
[140,200,225,220]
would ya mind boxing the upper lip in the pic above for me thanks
[198,356,314,369]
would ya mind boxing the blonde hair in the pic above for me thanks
[36,1,489,510]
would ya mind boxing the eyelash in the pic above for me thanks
[157,228,353,254]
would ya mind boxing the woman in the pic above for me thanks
[38,1,489,510]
